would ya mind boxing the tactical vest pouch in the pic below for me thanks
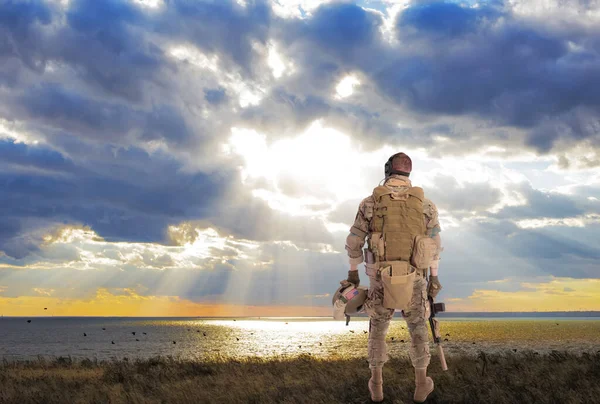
[380,261,416,310]
[411,235,437,270]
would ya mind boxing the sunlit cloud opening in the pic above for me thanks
[267,42,294,78]
[225,120,382,216]
[32,224,270,273]
[132,0,163,9]
[271,0,334,19]
[169,45,263,107]
[33,288,55,296]
[335,75,361,99]
[0,119,42,145]
[234,83,264,108]
[169,46,219,71]
[515,214,600,229]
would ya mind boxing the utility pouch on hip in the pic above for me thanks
[380,261,416,310]
[411,235,437,270]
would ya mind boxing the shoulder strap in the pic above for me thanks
[408,187,424,202]
[373,185,392,201]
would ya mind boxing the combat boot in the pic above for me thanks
[368,367,384,402]
[413,367,434,403]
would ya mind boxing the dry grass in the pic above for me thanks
[1,350,599,404]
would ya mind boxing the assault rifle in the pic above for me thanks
[428,295,448,371]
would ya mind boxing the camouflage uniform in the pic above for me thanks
[345,175,442,369]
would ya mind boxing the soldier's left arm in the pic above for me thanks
[423,198,442,276]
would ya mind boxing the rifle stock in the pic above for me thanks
[428,295,448,371]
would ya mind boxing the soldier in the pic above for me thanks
[344,152,443,403]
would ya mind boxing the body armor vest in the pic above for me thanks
[368,185,426,262]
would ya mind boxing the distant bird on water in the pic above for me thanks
[173,341,176,344]
[83,333,87,337]
[111,341,115,344]
[236,337,240,341]
[131,332,136,336]
[445,333,450,337]
[349,330,354,333]
[363,331,368,334]
[513,349,517,352]
[102,328,106,331]
[391,337,395,341]
[233,319,236,322]
[319,342,322,346]
[143,332,147,335]
[444,338,449,342]
[136,339,139,342]
[44,308,47,310]
[400,339,405,343]
[203,332,207,337]
[27,320,31,323]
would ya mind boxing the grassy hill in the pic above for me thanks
[1,351,599,403]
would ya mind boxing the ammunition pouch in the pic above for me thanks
[411,235,437,270]
[379,260,416,310]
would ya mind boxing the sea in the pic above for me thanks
[1,314,599,362]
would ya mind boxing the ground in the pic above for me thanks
[1,351,599,403]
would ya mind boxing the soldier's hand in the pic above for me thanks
[427,275,442,298]
[346,270,360,287]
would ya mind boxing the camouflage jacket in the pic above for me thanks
[345,175,442,266]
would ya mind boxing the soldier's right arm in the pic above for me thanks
[345,197,373,269]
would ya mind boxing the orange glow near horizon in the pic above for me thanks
[0,288,332,317]
[1,276,600,316]
[446,278,600,312]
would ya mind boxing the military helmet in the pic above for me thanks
[332,283,368,320]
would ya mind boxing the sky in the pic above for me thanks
[1,0,599,316]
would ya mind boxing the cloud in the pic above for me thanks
[1,0,599,313]
[0,139,225,257]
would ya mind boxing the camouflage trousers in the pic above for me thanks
[363,272,431,369]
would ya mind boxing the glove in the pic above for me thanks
[346,270,360,287]
[427,275,442,298]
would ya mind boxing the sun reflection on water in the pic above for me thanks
[1,317,599,361]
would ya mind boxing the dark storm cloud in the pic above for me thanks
[495,182,585,220]
[398,1,501,39]
[380,1,600,150]
[0,139,225,257]
[301,2,382,60]
[470,219,600,274]
[0,139,75,173]
[273,1,600,153]
[204,87,228,105]
[157,0,272,75]
[425,175,503,214]
[0,1,52,72]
